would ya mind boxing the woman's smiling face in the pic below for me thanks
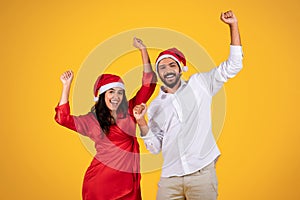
[104,87,124,112]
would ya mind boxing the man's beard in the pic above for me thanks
[159,72,181,88]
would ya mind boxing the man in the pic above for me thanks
[133,10,243,199]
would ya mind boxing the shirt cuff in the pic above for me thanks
[140,129,155,140]
[55,101,70,111]
[229,45,243,57]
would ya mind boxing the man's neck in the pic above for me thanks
[164,80,181,94]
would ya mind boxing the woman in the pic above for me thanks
[54,37,157,200]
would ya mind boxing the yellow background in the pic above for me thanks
[1,0,299,199]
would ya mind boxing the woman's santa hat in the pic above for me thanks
[155,48,188,72]
[93,74,125,102]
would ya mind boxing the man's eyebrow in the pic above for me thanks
[159,61,177,67]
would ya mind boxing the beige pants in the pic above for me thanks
[157,162,218,200]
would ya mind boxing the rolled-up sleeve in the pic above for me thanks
[141,105,164,154]
[195,45,243,96]
[216,45,243,82]
[141,129,163,154]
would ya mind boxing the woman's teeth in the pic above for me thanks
[110,100,119,105]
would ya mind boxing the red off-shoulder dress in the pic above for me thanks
[55,72,156,200]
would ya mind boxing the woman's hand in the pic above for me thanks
[133,103,149,135]
[133,103,147,126]
[60,70,74,87]
[133,103,147,120]
[58,70,74,105]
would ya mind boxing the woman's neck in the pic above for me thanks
[111,110,117,120]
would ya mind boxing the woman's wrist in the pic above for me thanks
[136,118,147,126]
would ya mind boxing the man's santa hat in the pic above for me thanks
[155,48,188,72]
[93,74,125,102]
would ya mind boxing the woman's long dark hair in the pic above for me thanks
[92,91,128,135]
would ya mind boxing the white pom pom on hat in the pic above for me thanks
[155,48,188,72]
[182,66,188,72]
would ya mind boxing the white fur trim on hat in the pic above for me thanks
[94,82,125,102]
[155,54,180,71]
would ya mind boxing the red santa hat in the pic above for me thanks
[155,48,188,72]
[93,74,125,102]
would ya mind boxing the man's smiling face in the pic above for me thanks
[157,57,181,89]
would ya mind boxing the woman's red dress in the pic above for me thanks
[55,72,156,200]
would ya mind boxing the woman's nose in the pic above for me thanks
[113,93,121,98]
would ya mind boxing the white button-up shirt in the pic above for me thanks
[142,45,243,177]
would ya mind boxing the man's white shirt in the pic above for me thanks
[142,45,243,177]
